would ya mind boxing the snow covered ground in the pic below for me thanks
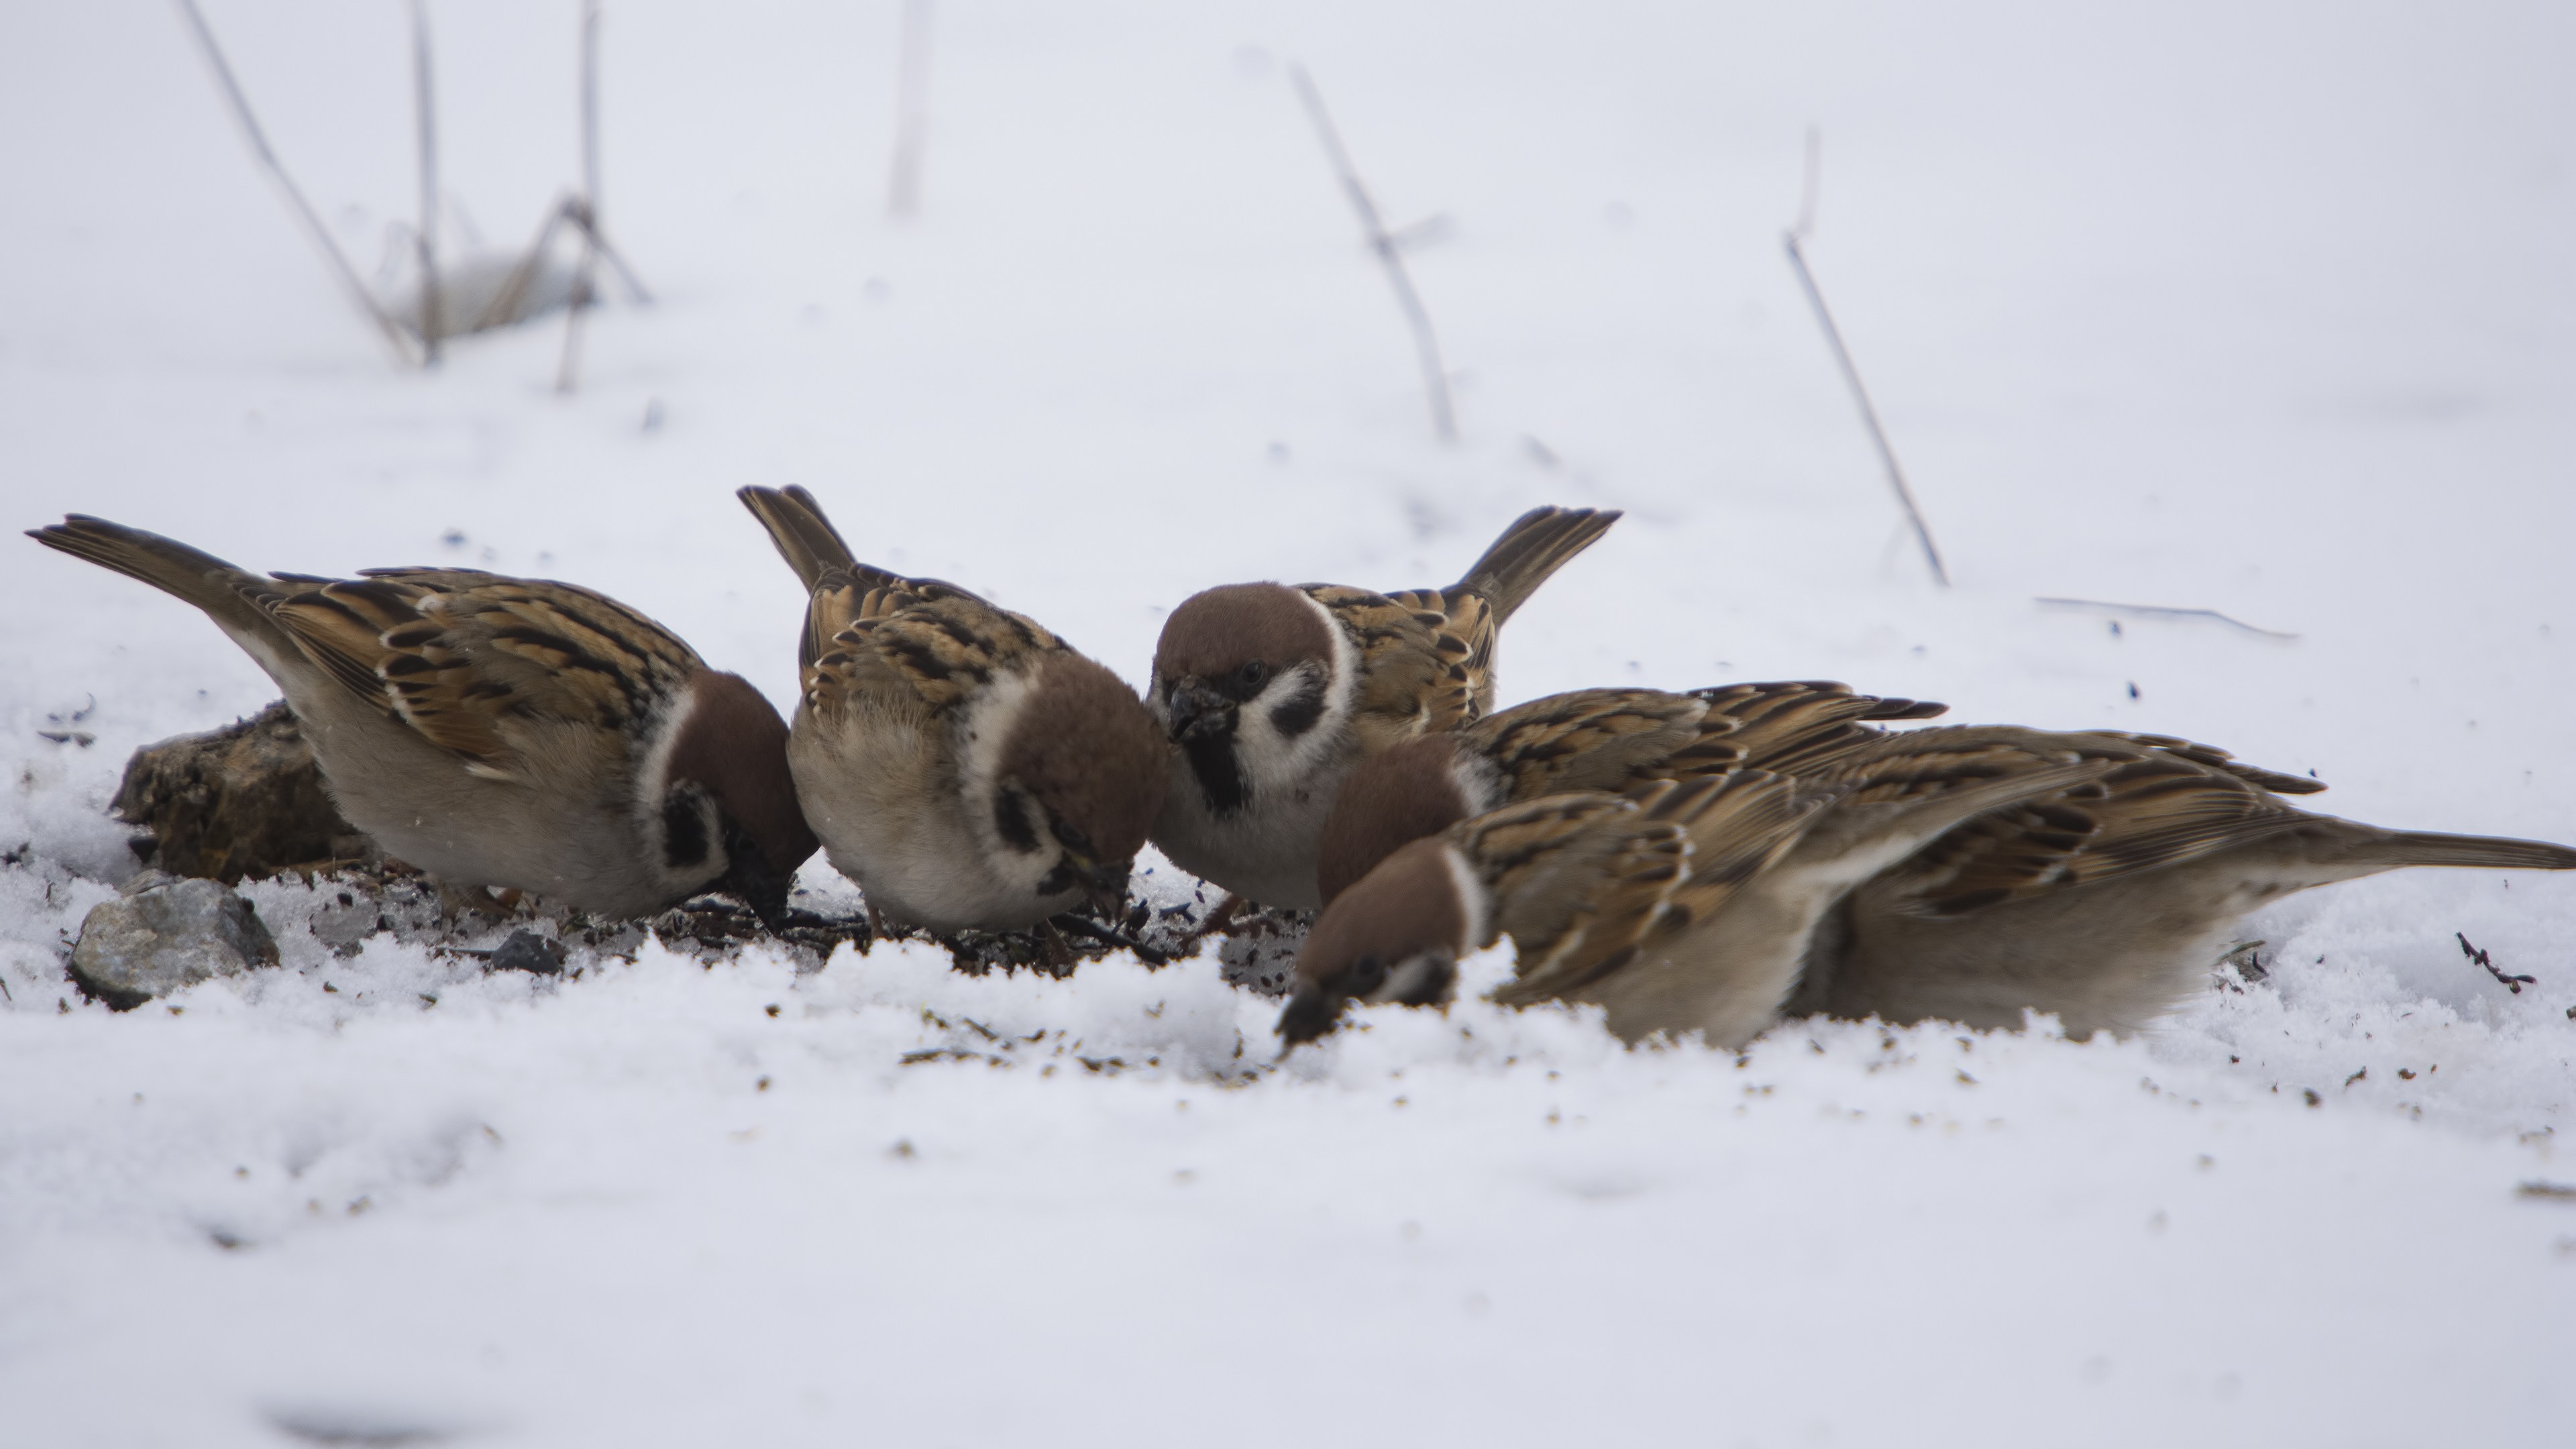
[3,1,2573,1444]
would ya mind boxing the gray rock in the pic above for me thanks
[489,929,568,975]
[113,700,374,883]
[70,877,281,1010]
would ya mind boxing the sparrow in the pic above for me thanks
[1781,726,2576,1036]
[1311,680,1949,905]
[1284,724,2576,1047]
[1283,736,2112,1049]
[739,485,1169,933]
[29,515,817,922]
[1148,504,1621,911]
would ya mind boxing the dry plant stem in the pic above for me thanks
[1783,230,1947,586]
[2458,932,2536,994]
[886,0,933,219]
[1289,64,1458,443]
[409,0,443,360]
[2035,598,2301,642]
[170,0,420,365]
[1051,912,1170,968]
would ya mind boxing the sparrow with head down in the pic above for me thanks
[30,514,816,922]
[1148,504,1620,912]
[1311,680,1950,906]
[1283,722,2576,1048]
[739,485,1168,933]
[1282,733,2113,1049]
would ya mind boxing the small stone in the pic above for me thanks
[111,701,373,883]
[70,877,280,1010]
[489,929,568,975]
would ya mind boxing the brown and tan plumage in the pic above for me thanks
[1149,504,1622,910]
[1290,711,2576,1050]
[28,515,815,921]
[1785,726,2576,1033]
[1313,680,1947,906]
[739,485,1168,932]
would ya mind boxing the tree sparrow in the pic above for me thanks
[738,485,1168,932]
[1285,723,2575,1047]
[1312,680,1948,904]
[1283,737,2110,1048]
[30,515,817,922]
[1782,725,2576,1035]
[1148,505,1620,911]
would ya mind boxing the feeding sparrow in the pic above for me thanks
[739,485,1168,932]
[1283,735,2110,1048]
[1780,725,2576,1035]
[30,515,816,922]
[1312,680,1949,905]
[1284,723,2576,1047]
[1148,504,1620,911]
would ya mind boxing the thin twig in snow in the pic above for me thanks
[170,0,420,364]
[408,0,443,361]
[2458,932,2536,994]
[1289,64,1458,443]
[1784,129,1947,586]
[887,0,933,219]
[2034,598,2300,642]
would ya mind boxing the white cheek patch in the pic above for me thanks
[1440,842,1493,951]
[631,681,699,834]
[1233,590,1362,795]
[1450,749,1508,816]
[951,667,1063,894]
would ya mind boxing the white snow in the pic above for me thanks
[3,1,2573,1444]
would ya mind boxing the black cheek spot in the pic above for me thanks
[661,792,710,870]
[992,790,1040,853]
[1269,684,1324,739]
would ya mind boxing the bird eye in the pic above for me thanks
[1237,660,1271,690]
[1344,955,1387,995]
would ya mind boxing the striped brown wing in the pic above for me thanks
[1460,688,1737,799]
[1308,585,1477,749]
[1491,773,1817,1004]
[1691,681,1949,776]
[1820,727,2320,917]
[808,576,1067,716]
[259,570,704,774]
[2096,731,2328,795]
[1396,585,1501,721]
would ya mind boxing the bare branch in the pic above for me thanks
[1289,64,1458,444]
[170,0,419,364]
[2459,932,2536,994]
[1784,229,1945,585]
[2035,598,2300,642]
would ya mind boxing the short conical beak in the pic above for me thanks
[1275,988,1341,1049]
[1164,680,1237,743]
[1081,856,1133,920]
